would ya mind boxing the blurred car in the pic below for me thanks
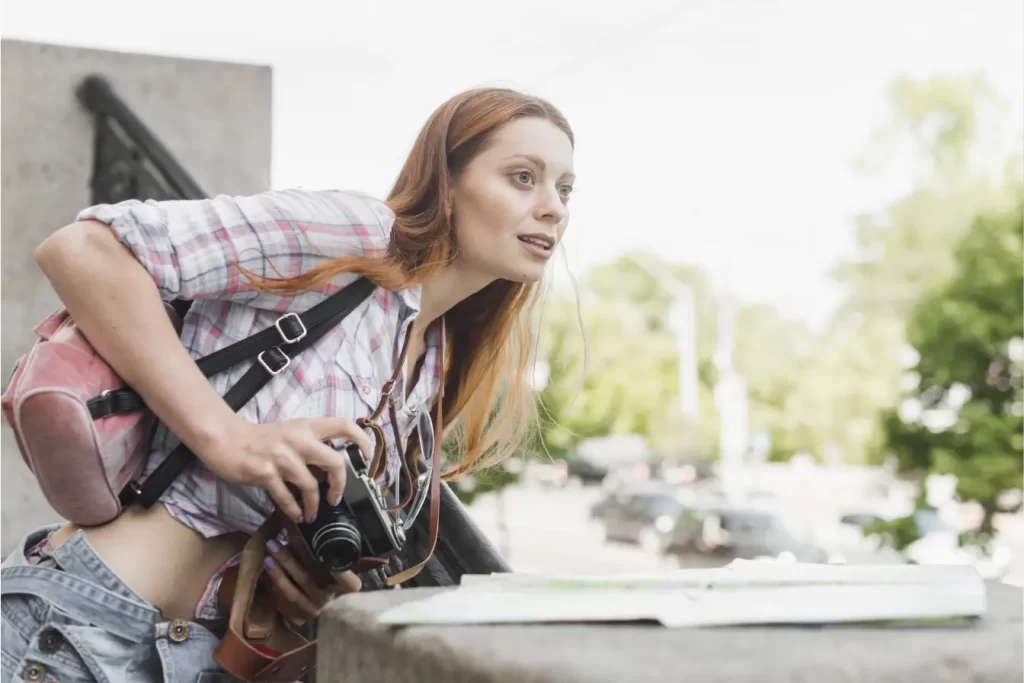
[823,509,1013,580]
[563,453,609,486]
[591,484,685,551]
[654,459,713,485]
[657,503,829,566]
[601,462,654,492]
[525,460,569,488]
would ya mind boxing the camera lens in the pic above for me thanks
[309,514,362,573]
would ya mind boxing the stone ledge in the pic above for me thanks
[317,582,1022,683]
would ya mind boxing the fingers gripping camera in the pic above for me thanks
[295,445,406,573]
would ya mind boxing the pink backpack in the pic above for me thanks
[1,279,375,526]
[1,306,181,525]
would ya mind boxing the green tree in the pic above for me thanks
[731,304,816,461]
[839,74,1020,321]
[854,74,1008,181]
[779,315,906,464]
[579,254,721,458]
[878,196,1023,546]
[789,74,1024,465]
[548,254,827,465]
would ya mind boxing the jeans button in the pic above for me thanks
[23,662,45,682]
[38,629,63,653]
[169,619,191,642]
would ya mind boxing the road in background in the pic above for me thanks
[466,482,1024,586]
[467,484,663,574]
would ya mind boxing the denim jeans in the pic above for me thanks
[1,526,238,683]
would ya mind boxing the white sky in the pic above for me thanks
[3,0,1022,328]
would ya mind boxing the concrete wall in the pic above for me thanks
[0,40,273,553]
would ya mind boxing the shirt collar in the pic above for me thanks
[397,283,423,314]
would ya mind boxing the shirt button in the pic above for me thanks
[361,385,372,396]
[408,405,419,415]
[38,629,63,653]
[169,619,191,642]
[23,663,45,682]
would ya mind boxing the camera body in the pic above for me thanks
[295,445,406,574]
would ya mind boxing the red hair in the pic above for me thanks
[245,87,574,476]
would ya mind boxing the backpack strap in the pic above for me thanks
[118,278,377,509]
[89,279,375,419]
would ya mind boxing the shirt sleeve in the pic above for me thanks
[76,188,394,312]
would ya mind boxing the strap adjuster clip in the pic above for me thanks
[257,347,291,376]
[275,312,307,345]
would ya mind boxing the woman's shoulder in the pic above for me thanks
[238,187,396,252]
[257,187,394,223]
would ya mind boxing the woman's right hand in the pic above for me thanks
[203,417,374,523]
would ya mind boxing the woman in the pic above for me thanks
[1,87,575,682]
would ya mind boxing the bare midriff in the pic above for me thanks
[49,504,247,621]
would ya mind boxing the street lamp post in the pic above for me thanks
[712,292,749,502]
[623,257,749,499]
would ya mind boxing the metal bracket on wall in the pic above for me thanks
[76,74,207,205]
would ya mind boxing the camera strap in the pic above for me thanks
[382,328,444,587]
[350,318,445,586]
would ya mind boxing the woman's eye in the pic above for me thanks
[558,185,574,198]
[514,171,534,185]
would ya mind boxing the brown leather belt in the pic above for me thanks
[212,327,446,682]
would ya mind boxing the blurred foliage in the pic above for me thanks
[824,73,1022,465]
[864,514,922,553]
[778,315,906,464]
[539,255,721,460]
[853,73,1011,181]
[448,459,519,507]
[876,196,1024,546]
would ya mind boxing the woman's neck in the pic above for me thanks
[414,262,493,336]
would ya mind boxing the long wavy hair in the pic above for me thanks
[246,87,574,477]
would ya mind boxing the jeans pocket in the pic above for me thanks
[49,613,146,682]
[1,596,95,683]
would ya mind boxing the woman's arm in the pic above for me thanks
[34,219,371,521]
[76,189,392,309]
[36,220,243,461]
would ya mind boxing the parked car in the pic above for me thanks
[563,453,609,485]
[592,484,685,551]
[658,503,828,566]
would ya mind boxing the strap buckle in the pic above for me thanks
[257,347,291,376]
[275,312,307,345]
[118,480,142,507]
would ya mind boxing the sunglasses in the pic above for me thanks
[357,405,436,532]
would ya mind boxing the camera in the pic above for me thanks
[294,445,406,573]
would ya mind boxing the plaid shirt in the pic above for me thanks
[78,188,444,618]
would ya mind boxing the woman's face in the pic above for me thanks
[450,117,575,284]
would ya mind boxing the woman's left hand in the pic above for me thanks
[262,532,362,626]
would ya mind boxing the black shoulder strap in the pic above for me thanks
[89,280,376,419]
[119,277,377,509]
